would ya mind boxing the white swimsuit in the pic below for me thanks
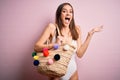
[60,40,77,80]
[51,30,78,80]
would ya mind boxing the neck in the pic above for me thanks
[61,25,70,37]
[62,26,69,32]
[62,24,69,29]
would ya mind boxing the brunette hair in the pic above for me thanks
[55,3,78,40]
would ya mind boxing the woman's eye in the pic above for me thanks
[62,10,66,13]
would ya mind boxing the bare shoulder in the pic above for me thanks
[47,23,56,30]
[46,23,56,34]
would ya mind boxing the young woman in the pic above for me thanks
[34,3,103,80]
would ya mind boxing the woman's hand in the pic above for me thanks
[56,36,63,45]
[89,25,103,36]
[56,36,66,45]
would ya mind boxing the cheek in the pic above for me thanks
[61,14,65,20]
[61,12,66,16]
[70,13,73,17]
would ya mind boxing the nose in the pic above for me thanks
[66,12,70,16]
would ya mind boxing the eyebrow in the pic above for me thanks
[62,8,73,11]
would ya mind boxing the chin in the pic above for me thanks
[63,23,70,27]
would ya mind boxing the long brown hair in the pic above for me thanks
[55,3,78,40]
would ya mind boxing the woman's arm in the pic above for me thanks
[34,23,56,52]
[76,25,103,58]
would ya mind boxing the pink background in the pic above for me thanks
[0,0,120,80]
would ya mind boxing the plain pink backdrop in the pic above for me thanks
[0,0,120,80]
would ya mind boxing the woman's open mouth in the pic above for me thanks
[64,17,71,24]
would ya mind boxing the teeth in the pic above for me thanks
[66,19,69,23]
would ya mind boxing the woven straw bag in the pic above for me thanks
[32,25,76,77]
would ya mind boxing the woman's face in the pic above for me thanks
[61,5,73,27]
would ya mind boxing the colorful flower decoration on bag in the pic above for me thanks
[53,44,59,50]
[43,48,49,57]
[54,54,60,61]
[33,60,40,66]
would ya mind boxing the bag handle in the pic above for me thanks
[46,24,61,45]
[55,24,61,36]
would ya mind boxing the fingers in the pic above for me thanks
[56,36,64,45]
[94,25,104,32]
[57,36,68,45]
[89,25,103,35]
[99,25,103,30]
[57,36,63,41]
[100,25,103,28]
[98,25,104,31]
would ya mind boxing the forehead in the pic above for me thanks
[62,5,72,10]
